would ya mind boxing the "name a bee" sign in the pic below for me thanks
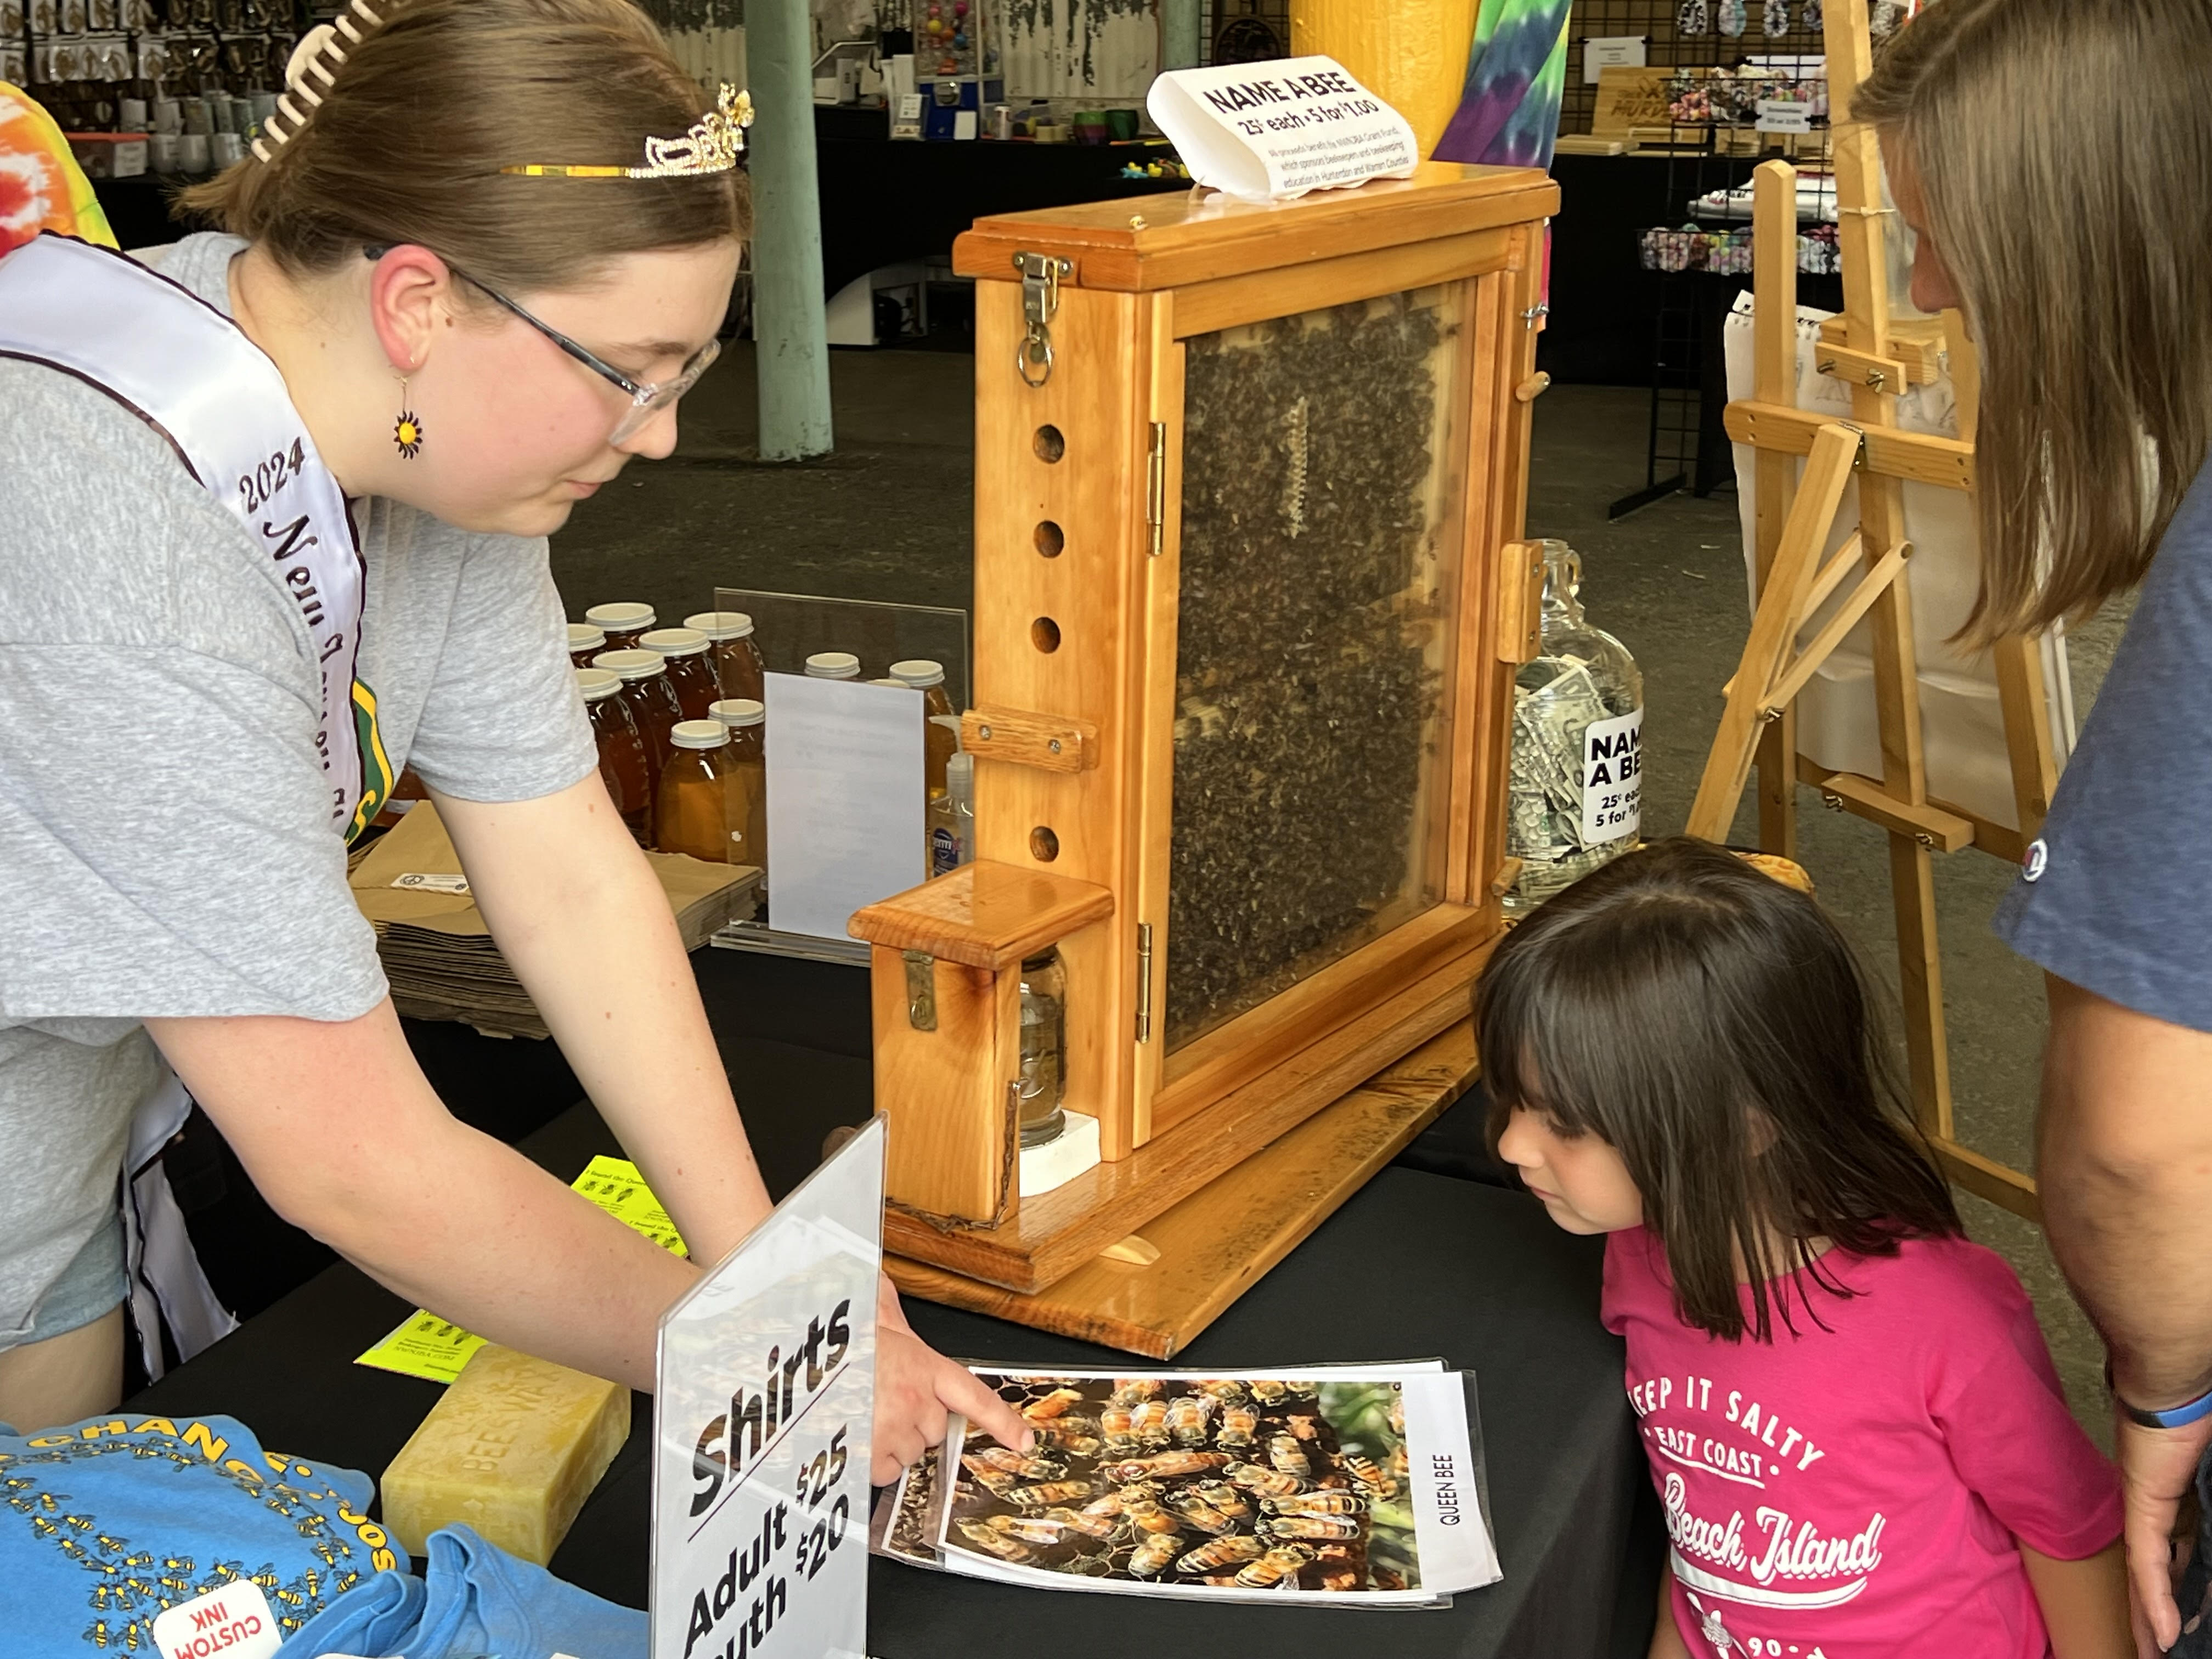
[1146,55,1418,204]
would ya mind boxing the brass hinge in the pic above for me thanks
[1145,422,1167,557]
[1135,922,1154,1043]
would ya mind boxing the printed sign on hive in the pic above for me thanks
[1146,55,1419,204]
[652,1117,885,1659]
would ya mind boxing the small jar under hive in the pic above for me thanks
[850,163,1558,1355]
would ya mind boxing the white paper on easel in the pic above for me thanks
[764,673,925,941]
[1144,55,1418,204]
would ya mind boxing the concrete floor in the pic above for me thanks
[551,349,2117,1445]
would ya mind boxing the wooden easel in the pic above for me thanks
[1686,0,2058,1223]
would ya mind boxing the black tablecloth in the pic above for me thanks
[126,1099,1646,1657]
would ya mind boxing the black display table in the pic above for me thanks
[127,1099,1648,1657]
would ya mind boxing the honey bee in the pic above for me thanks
[1262,1513,1362,1541]
[1344,1453,1401,1498]
[1099,1403,1137,1451]
[1197,1378,1249,1403]
[1164,1491,1237,1536]
[957,1520,1036,1564]
[1034,1430,1101,1458]
[1216,1402,1259,1448]
[1102,1451,1229,1482]
[1110,1378,1165,1406]
[1225,1461,1306,1498]
[1234,1543,1316,1589]
[1131,1398,1169,1447]
[988,1514,1077,1545]
[1176,1534,1265,1575]
[969,1446,1067,1481]
[1284,1413,1321,1441]
[1128,1532,1182,1577]
[1127,1501,1183,1536]
[1192,1480,1250,1520]
[1389,1393,1406,1436]
[1264,1489,1367,1517]
[1165,1395,1216,1447]
[1249,1379,1290,1405]
[1082,1483,1159,1518]
[1022,1387,1085,1421]
[1008,1479,1097,1506]
[1284,1380,1319,1396]
[1267,1435,1312,1477]
[1041,1506,1120,1541]
[1390,1444,1410,1480]
[957,1457,1018,1498]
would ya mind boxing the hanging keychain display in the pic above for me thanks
[1763,0,1790,36]
[1678,0,1709,36]
[1717,0,1748,38]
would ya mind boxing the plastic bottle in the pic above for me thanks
[1506,539,1645,912]
[686,611,766,705]
[804,651,861,680]
[657,719,740,863]
[594,647,684,783]
[639,627,721,722]
[579,666,653,847]
[890,658,958,797]
[709,698,768,878]
[567,622,607,668]
[1017,950,1068,1148]
[584,601,656,652]
[929,751,975,876]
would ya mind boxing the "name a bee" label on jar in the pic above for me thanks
[1581,707,1644,845]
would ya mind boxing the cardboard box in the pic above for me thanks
[65,133,148,179]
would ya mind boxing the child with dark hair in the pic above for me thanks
[1479,839,2125,1657]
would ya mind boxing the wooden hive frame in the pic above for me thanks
[852,162,1561,1350]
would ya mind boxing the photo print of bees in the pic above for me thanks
[936,1373,1421,1598]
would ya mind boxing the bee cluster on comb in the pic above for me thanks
[944,1374,1417,1594]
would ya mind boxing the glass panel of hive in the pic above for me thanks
[1165,281,1471,1052]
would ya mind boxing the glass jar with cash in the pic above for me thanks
[1505,539,1645,913]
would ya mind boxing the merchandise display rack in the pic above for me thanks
[4,0,313,131]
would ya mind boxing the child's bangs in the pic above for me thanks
[1477,947,1627,1143]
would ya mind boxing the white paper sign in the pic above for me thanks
[151,1582,282,1659]
[1756,97,1814,134]
[1583,35,1647,84]
[1581,706,1644,844]
[764,673,926,941]
[652,1116,884,1659]
[1145,55,1418,204]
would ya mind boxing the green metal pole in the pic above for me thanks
[748,0,834,460]
[1162,0,1203,70]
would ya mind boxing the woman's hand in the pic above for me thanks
[870,1276,1033,1484]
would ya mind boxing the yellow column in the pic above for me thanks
[1290,0,1481,158]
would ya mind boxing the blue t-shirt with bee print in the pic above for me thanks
[0,1411,399,1655]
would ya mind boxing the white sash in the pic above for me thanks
[0,230,390,836]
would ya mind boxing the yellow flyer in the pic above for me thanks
[354,1155,688,1384]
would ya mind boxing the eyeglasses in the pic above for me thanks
[363,245,720,444]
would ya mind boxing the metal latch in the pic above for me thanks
[902,949,937,1031]
[1135,923,1154,1043]
[1521,302,1549,331]
[1013,251,1071,388]
[1145,422,1167,557]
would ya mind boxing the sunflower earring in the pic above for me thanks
[393,375,425,460]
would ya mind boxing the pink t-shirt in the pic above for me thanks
[1602,1228,2120,1658]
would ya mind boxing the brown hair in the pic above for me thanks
[1476,839,1960,1342]
[182,0,748,294]
[1854,0,2212,644]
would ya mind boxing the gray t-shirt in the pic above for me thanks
[1994,453,2212,1029]
[0,233,597,1340]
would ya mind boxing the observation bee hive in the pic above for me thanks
[851,162,1559,1355]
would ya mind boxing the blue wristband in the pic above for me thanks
[2109,1363,2212,1430]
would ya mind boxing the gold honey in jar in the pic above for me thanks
[657,718,738,863]
[686,610,766,705]
[639,626,720,723]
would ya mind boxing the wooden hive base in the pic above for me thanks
[885,1024,1481,1359]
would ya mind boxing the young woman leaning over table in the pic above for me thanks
[0,0,1028,1474]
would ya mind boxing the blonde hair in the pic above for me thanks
[182,0,748,295]
[1855,0,2212,643]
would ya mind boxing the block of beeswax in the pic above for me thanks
[380,1343,630,1565]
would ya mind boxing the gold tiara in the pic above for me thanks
[500,83,752,179]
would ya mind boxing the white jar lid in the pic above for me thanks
[576,667,622,701]
[805,651,861,679]
[710,698,766,728]
[888,658,945,688]
[640,627,710,657]
[670,719,731,749]
[568,623,607,652]
[593,648,669,682]
[585,601,656,631]
[685,610,756,641]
